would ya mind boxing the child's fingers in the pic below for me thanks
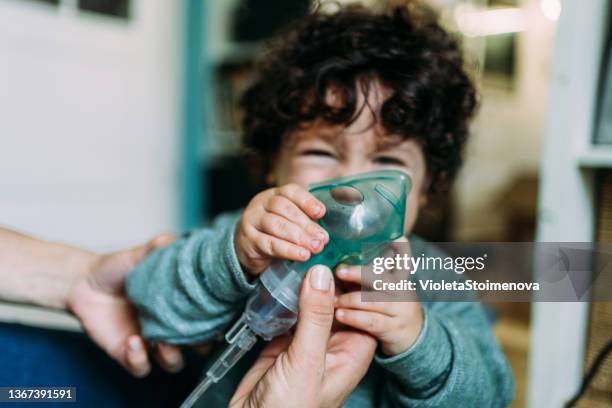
[258,213,323,253]
[336,262,406,289]
[253,231,311,262]
[335,291,394,317]
[335,264,362,285]
[276,183,326,220]
[264,195,328,242]
[389,236,411,256]
[334,308,389,336]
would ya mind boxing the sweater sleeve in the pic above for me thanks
[125,211,257,344]
[375,301,514,407]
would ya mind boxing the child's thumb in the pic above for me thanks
[287,265,335,370]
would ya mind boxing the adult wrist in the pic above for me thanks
[52,245,98,310]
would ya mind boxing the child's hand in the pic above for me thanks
[235,183,329,275]
[333,239,423,356]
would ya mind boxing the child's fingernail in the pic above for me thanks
[306,223,327,240]
[336,309,345,318]
[300,248,309,258]
[337,267,348,277]
[313,204,324,216]
[333,295,338,304]
[310,265,331,291]
[311,239,321,249]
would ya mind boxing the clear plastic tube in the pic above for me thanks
[179,375,213,408]
[180,316,257,408]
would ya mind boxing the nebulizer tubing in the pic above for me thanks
[180,170,410,408]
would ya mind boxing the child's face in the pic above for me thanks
[268,81,427,236]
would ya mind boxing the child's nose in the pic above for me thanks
[333,162,373,179]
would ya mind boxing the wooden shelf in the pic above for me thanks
[576,146,612,168]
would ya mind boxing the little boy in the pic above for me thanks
[127,3,514,407]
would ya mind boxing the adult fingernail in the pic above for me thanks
[310,265,331,291]
[161,347,184,372]
[134,363,150,378]
[169,356,185,371]
[160,345,180,363]
[129,337,141,352]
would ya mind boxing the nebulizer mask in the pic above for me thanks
[181,169,410,408]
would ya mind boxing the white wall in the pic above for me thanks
[0,0,183,327]
[0,0,182,250]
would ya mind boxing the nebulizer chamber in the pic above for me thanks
[181,170,410,408]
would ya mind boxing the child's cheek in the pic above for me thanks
[403,194,421,235]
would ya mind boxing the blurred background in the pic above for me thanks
[0,0,611,406]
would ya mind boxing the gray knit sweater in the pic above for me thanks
[126,211,514,407]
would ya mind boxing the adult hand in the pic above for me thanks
[230,265,377,408]
[67,234,185,377]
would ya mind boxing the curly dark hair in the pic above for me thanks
[239,2,478,193]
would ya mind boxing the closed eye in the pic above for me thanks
[300,149,336,158]
[374,156,405,166]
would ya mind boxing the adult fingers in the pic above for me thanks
[154,343,185,374]
[95,232,177,292]
[287,265,335,371]
[124,335,152,378]
[229,335,293,407]
[132,232,177,264]
[146,233,177,252]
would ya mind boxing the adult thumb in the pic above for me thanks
[287,265,335,369]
